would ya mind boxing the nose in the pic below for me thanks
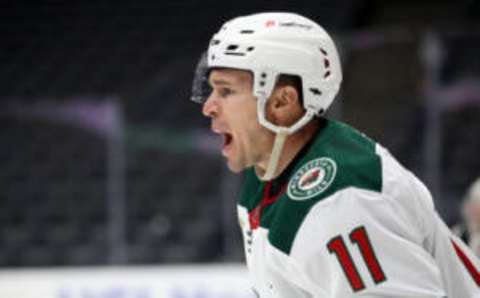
[202,94,219,118]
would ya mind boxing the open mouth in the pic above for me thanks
[223,133,233,146]
[222,132,233,155]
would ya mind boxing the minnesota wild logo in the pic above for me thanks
[288,157,337,200]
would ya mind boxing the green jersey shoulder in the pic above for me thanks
[239,119,383,255]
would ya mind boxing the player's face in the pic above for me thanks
[202,69,273,172]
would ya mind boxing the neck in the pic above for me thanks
[255,118,321,179]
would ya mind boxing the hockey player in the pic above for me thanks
[191,12,480,297]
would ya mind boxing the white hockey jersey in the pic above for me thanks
[237,119,480,298]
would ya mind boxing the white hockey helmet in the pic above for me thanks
[192,12,342,135]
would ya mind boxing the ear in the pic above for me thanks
[266,85,302,125]
[270,85,299,110]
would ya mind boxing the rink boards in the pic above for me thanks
[0,264,255,298]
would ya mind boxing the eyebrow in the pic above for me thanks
[210,79,233,86]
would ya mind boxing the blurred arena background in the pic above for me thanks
[0,1,479,297]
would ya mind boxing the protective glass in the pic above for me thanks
[190,51,212,104]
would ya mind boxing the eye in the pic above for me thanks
[219,88,234,98]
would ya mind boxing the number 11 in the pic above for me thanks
[327,226,387,292]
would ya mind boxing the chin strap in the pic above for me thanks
[259,129,289,181]
[255,91,317,181]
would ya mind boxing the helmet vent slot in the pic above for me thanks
[309,88,322,96]
[225,52,245,56]
[225,44,247,56]
[247,46,255,52]
[323,71,331,78]
[211,39,220,46]
[320,48,328,56]
[240,30,255,34]
[324,59,330,68]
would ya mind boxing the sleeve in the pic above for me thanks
[429,216,480,296]
[411,173,480,296]
[380,144,480,296]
